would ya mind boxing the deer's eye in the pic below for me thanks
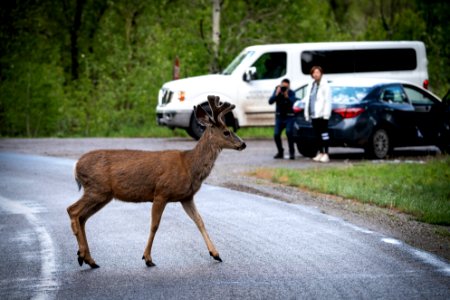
[223,131,231,137]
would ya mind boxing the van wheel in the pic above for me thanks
[366,128,391,159]
[186,114,205,140]
[297,142,318,158]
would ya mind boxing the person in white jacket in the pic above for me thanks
[303,66,332,162]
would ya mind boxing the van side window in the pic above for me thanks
[251,52,286,80]
[379,85,407,103]
[301,48,417,74]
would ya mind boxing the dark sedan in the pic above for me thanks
[293,78,450,159]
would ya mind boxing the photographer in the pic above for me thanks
[268,78,296,159]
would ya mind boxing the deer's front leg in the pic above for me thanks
[181,198,222,262]
[142,199,166,267]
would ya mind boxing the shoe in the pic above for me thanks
[273,152,284,159]
[313,153,323,161]
[319,154,330,163]
[289,155,295,160]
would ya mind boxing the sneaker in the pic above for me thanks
[319,154,330,163]
[313,153,323,161]
[273,152,284,159]
[289,155,295,160]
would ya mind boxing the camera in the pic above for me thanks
[280,86,287,92]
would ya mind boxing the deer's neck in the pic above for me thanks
[187,130,222,184]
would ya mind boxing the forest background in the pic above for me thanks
[0,0,449,137]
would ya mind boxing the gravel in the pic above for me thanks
[1,137,448,261]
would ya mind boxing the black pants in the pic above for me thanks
[274,116,295,156]
[311,118,329,154]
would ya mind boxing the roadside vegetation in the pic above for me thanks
[1,0,449,137]
[249,156,450,225]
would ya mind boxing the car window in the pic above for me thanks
[251,52,287,80]
[331,86,371,104]
[403,85,437,105]
[295,85,308,101]
[379,85,407,103]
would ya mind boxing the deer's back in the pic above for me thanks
[75,149,194,203]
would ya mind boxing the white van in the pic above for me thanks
[156,41,428,139]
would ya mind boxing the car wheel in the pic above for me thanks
[186,113,205,140]
[366,128,391,159]
[296,142,318,158]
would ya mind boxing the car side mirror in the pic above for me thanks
[243,66,256,82]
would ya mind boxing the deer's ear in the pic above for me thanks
[194,105,213,127]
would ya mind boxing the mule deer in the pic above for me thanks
[67,95,246,268]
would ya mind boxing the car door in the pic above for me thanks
[238,51,288,126]
[403,84,446,144]
[376,84,417,145]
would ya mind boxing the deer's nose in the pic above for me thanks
[238,142,246,151]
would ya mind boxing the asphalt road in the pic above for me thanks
[0,152,449,299]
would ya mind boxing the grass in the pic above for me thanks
[249,157,450,225]
[106,126,188,138]
[99,126,273,139]
[237,127,273,139]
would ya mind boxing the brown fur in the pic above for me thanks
[67,96,246,268]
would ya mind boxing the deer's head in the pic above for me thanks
[194,95,246,151]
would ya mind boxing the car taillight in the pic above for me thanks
[333,107,365,119]
[293,106,304,113]
[423,79,429,89]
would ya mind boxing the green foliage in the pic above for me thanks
[253,157,450,225]
[0,0,449,137]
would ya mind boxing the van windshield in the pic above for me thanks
[222,51,255,75]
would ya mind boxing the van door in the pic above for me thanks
[239,51,287,126]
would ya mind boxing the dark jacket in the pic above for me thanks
[268,87,296,117]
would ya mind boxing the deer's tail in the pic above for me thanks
[73,161,82,191]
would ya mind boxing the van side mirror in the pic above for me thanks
[243,67,256,82]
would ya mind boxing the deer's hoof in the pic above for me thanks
[209,251,223,262]
[88,262,100,269]
[78,255,84,266]
[145,261,156,267]
[142,256,156,267]
[78,251,99,268]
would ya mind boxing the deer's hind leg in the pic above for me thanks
[67,192,112,268]
[142,198,167,267]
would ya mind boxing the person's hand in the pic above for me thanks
[276,85,282,95]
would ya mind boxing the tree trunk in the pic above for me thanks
[211,0,221,73]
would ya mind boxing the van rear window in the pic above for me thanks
[301,48,417,74]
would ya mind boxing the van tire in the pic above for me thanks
[186,113,205,140]
[186,103,237,140]
[365,128,392,159]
